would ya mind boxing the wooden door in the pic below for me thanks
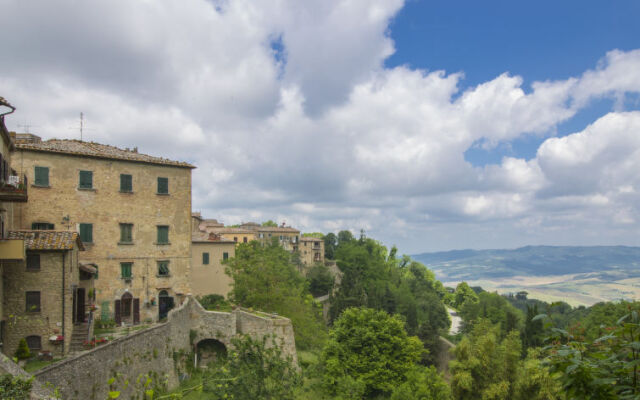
[76,288,85,323]
[133,298,140,325]
[114,300,121,325]
[72,289,78,324]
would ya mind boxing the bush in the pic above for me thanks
[14,339,31,360]
[0,375,32,400]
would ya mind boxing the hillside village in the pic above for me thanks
[0,97,326,395]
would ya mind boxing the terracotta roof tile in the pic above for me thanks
[16,139,195,168]
[300,236,323,242]
[8,230,84,251]
[192,231,235,243]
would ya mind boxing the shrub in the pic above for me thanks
[14,339,31,360]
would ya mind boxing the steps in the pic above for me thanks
[69,322,89,353]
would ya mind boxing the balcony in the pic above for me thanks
[0,238,25,260]
[0,173,28,202]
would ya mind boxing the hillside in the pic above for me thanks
[413,246,640,306]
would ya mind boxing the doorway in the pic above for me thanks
[158,290,174,320]
[115,292,139,325]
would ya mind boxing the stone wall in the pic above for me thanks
[33,296,297,399]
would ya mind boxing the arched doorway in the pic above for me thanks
[196,339,227,368]
[158,290,174,320]
[115,292,139,325]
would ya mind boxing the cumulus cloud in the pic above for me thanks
[2,0,640,251]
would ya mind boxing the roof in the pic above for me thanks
[256,226,300,233]
[301,236,323,242]
[79,263,97,274]
[207,227,255,235]
[8,230,85,251]
[192,231,235,243]
[16,139,195,169]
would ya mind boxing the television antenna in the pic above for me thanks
[17,122,39,133]
[69,112,94,141]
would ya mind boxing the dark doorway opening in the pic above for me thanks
[196,339,227,368]
[74,288,86,323]
[158,290,174,320]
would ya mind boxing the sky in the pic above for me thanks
[2,0,640,254]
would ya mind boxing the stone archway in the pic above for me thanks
[196,339,227,368]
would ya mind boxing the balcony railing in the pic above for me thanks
[0,173,28,202]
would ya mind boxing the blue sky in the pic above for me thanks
[3,0,640,252]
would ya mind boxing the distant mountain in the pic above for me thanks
[412,245,640,280]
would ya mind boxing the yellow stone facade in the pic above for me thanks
[11,142,194,323]
[299,237,325,268]
[190,240,235,298]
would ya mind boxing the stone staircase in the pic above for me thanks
[69,322,89,353]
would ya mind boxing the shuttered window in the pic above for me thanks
[26,336,42,351]
[120,174,132,192]
[202,252,209,265]
[31,222,54,230]
[119,223,133,243]
[79,223,93,243]
[26,253,40,271]
[157,225,169,244]
[121,262,132,279]
[78,170,93,189]
[157,261,170,276]
[34,166,49,186]
[223,252,229,261]
[157,177,168,194]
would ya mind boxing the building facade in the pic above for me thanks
[190,231,235,298]
[240,223,300,251]
[11,137,194,323]
[299,236,325,267]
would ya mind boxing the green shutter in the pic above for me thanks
[157,177,168,194]
[79,170,93,189]
[120,223,132,243]
[158,261,169,276]
[121,263,132,278]
[202,252,209,265]
[223,252,229,261]
[79,223,93,243]
[120,174,132,192]
[157,226,169,244]
[34,166,49,186]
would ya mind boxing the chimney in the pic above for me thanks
[15,133,42,144]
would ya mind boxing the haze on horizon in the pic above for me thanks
[2,0,640,254]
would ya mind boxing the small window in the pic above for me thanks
[202,252,210,265]
[26,336,42,351]
[233,237,238,242]
[34,166,49,187]
[31,222,54,230]
[157,177,169,194]
[78,170,93,189]
[279,235,283,240]
[121,262,132,279]
[243,237,248,243]
[157,225,169,244]
[94,265,99,279]
[223,252,229,261]
[26,253,40,271]
[26,291,41,312]
[79,223,93,243]
[119,223,133,243]
[120,174,132,192]
[157,261,170,276]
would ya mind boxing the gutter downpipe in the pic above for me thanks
[62,253,66,356]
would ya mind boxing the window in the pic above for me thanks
[243,237,248,243]
[157,261,170,276]
[79,223,93,243]
[223,252,229,261]
[202,252,210,265]
[34,166,49,187]
[26,253,40,271]
[31,222,54,230]
[233,237,238,242]
[26,291,40,312]
[26,336,42,351]
[157,177,169,194]
[78,170,93,189]
[157,225,169,244]
[119,223,133,243]
[94,265,99,279]
[120,262,132,279]
[120,174,132,192]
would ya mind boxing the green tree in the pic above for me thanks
[460,291,522,337]
[0,375,32,400]
[14,338,31,360]
[225,241,326,349]
[453,282,478,309]
[337,230,355,244]
[390,366,451,400]
[322,307,423,398]
[202,334,300,400]
[306,263,334,297]
[323,232,338,260]
[262,220,278,227]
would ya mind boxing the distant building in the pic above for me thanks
[190,231,235,298]
[11,136,195,324]
[240,222,300,252]
[2,230,94,357]
[300,236,324,267]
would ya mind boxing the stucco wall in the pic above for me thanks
[12,150,192,322]
[190,241,235,297]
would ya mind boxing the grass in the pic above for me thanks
[23,358,61,372]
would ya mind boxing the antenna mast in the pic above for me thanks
[80,112,84,141]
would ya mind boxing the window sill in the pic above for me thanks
[118,242,135,245]
[121,276,134,280]
[154,242,171,246]
[25,311,41,314]
[156,193,170,196]
[77,187,96,192]
[119,191,134,194]
[26,269,40,272]
[31,184,50,189]
[156,275,171,278]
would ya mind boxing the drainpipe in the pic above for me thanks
[61,252,65,356]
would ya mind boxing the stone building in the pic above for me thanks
[202,226,256,245]
[190,230,235,298]
[11,137,194,323]
[2,230,93,357]
[240,222,300,251]
[299,236,325,267]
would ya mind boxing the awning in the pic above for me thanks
[79,263,97,275]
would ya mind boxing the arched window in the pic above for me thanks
[26,335,41,351]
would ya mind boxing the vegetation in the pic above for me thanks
[14,338,31,360]
[306,264,334,297]
[0,375,32,400]
[196,294,232,311]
